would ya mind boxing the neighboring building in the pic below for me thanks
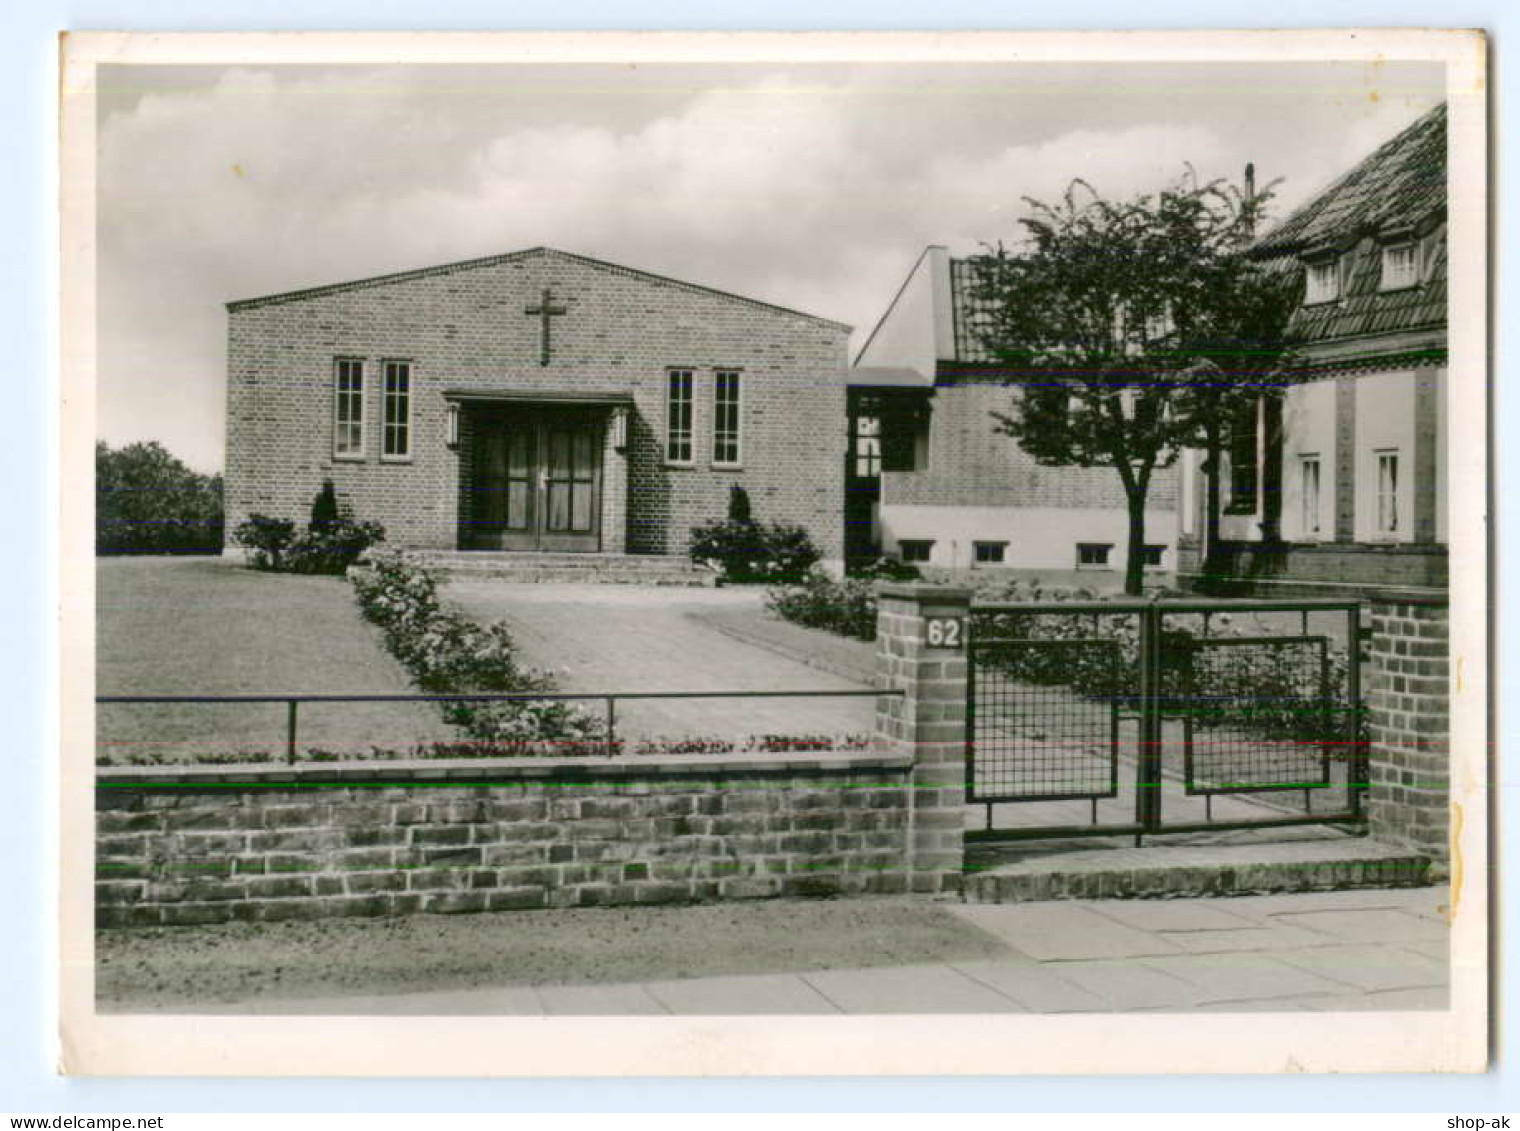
[849,246,1177,576]
[1175,102,1448,596]
[224,247,850,562]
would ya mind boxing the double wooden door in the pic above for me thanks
[472,412,602,552]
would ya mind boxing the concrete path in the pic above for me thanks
[210,886,1449,1016]
[445,581,876,747]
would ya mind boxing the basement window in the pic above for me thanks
[973,541,1007,565]
[1076,543,1112,568]
[898,540,934,564]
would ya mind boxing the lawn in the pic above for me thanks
[96,556,457,763]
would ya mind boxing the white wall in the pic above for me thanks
[854,246,946,375]
[1280,379,1338,542]
[880,503,1176,572]
[1353,369,1418,544]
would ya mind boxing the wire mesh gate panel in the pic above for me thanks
[1180,636,1333,795]
[967,637,1124,802]
[966,599,1365,842]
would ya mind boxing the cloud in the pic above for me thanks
[95,64,1443,472]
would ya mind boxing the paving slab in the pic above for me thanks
[1140,952,1352,1003]
[800,963,1023,1014]
[643,973,841,1015]
[1271,944,1449,993]
[951,902,1182,961]
[536,982,669,1015]
[1027,959,1207,1010]
[1085,900,1260,933]
[1158,923,1338,954]
[949,960,1107,1013]
[1269,907,1453,946]
[1296,986,1450,1011]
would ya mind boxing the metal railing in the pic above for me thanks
[96,688,901,763]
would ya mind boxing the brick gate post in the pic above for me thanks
[874,583,972,894]
[1365,595,1450,868]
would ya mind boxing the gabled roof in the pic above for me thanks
[1251,102,1447,348]
[226,246,851,330]
[1252,103,1447,258]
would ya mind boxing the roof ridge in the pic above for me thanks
[1252,101,1447,256]
[226,246,851,330]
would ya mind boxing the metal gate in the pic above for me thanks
[965,599,1365,843]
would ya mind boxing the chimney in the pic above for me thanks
[1244,162,1257,238]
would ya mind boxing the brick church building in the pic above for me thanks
[224,247,850,563]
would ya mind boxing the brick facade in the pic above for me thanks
[886,379,1178,512]
[95,753,916,926]
[1365,598,1451,864]
[226,248,849,559]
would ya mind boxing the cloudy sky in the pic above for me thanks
[95,59,1445,473]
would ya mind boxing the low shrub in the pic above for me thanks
[689,519,822,584]
[765,569,878,641]
[233,482,385,575]
[284,518,387,575]
[350,547,606,752]
[688,489,821,583]
[233,515,297,570]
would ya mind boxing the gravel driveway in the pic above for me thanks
[445,581,876,747]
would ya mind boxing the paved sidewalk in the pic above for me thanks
[211,886,1450,1016]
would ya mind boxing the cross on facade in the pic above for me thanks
[525,286,568,366]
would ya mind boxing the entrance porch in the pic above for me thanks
[447,389,632,555]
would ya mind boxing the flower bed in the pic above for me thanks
[349,548,609,755]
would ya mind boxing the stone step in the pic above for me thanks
[408,552,717,587]
[962,838,1433,903]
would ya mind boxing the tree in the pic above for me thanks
[96,440,224,555]
[969,172,1300,594]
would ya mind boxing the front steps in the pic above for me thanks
[410,550,717,587]
[962,838,1433,903]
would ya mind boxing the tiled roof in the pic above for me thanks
[1253,103,1447,348]
[947,257,1001,364]
[1253,103,1447,257]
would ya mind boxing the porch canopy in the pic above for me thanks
[442,387,637,408]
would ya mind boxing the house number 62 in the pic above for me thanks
[925,617,963,649]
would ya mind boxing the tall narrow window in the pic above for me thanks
[853,415,881,478]
[1300,455,1322,537]
[382,361,411,459]
[1227,401,1259,513]
[334,358,365,459]
[1377,450,1400,534]
[666,369,694,463]
[713,370,742,465]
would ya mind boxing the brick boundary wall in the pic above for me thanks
[873,583,971,894]
[1364,596,1451,866]
[95,753,915,927]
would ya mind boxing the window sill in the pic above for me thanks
[332,453,367,463]
[664,460,696,470]
[710,463,744,472]
[379,455,414,465]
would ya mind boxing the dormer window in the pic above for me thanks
[1381,242,1418,290]
[1304,258,1340,305]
